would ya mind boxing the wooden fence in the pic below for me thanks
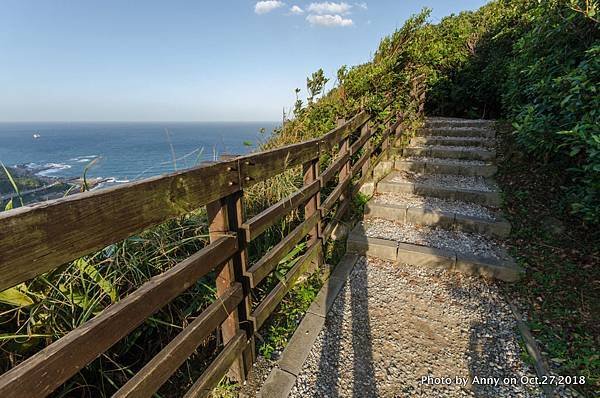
[0,82,425,397]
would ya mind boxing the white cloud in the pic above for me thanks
[355,2,367,10]
[307,2,352,15]
[306,14,353,27]
[290,5,304,14]
[254,1,285,15]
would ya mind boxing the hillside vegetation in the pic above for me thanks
[0,0,598,396]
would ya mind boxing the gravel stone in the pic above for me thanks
[412,145,492,152]
[425,136,493,142]
[363,218,505,259]
[427,126,493,132]
[403,157,488,166]
[389,171,498,192]
[289,257,543,398]
[372,192,498,220]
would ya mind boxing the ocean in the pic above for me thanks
[0,122,277,184]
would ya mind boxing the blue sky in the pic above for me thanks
[0,1,488,122]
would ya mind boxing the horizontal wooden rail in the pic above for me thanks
[319,150,350,186]
[0,161,240,292]
[241,180,320,242]
[183,331,247,398]
[238,139,319,187]
[350,129,373,155]
[318,111,369,151]
[244,211,320,288]
[113,283,244,398]
[0,236,237,398]
[250,242,321,329]
[320,175,352,215]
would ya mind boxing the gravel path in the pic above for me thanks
[372,192,498,220]
[290,257,542,398]
[363,218,505,259]
[389,171,498,192]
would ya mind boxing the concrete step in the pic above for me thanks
[410,136,494,148]
[347,221,522,282]
[395,157,497,177]
[365,193,510,238]
[402,145,495,161]
[418,127,495,139]
[425,117,495,129]
[377,172,501,207]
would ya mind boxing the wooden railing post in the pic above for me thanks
[206,190,252,382]
[382,119,392,160]
[303,145,322,269]
[360,122,372,178]
[337,118,350,196]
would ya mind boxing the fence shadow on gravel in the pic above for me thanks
[314,258,378,397]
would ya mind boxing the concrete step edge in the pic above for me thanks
[258,254,360,397]
[347,224,523,282]
[410,137,495,148]
[364,201,511,238]
[395,159,498,177]
[376,180,501,207]
[402,146,496,161]
[417,129,495,138]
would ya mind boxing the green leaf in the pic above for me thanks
[4,199,13,211]
[1,162,23,207]
[0,284,34,307]
[74,258,118,302]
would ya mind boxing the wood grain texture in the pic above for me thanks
[0,236,238,398]
[183,331,247,398]
[319,151,350,187]
[244,212,319,288]
[250,242,320,329]
[113,283,244,398]
[241,180,320,242]
[320,175,351,215]
[238,140,319,187]
[349,128,373,155]
[319,111,369,151]
[0,160,240,292]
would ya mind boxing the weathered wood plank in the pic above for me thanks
[238,140,319,187]
[319,111,369,151]
[320,175,351,215]
[113,283,243,398]
[250,242,320,329]
[350,145,373,177]
[319,150,350,187]
[0,160,240,292]
[241,180,320,242]
[244,212,319,288]
[0,236,238,398]
[206,193,246,382]
[183,331,247,398]
[349,128,373,155]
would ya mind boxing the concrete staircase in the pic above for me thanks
[348,116,523,282]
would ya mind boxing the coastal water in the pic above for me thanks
[0,122,277,184]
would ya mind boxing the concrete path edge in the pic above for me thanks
[258,254,360,398]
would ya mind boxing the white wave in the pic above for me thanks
[36,163,72,177]
[69,155,99,161]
